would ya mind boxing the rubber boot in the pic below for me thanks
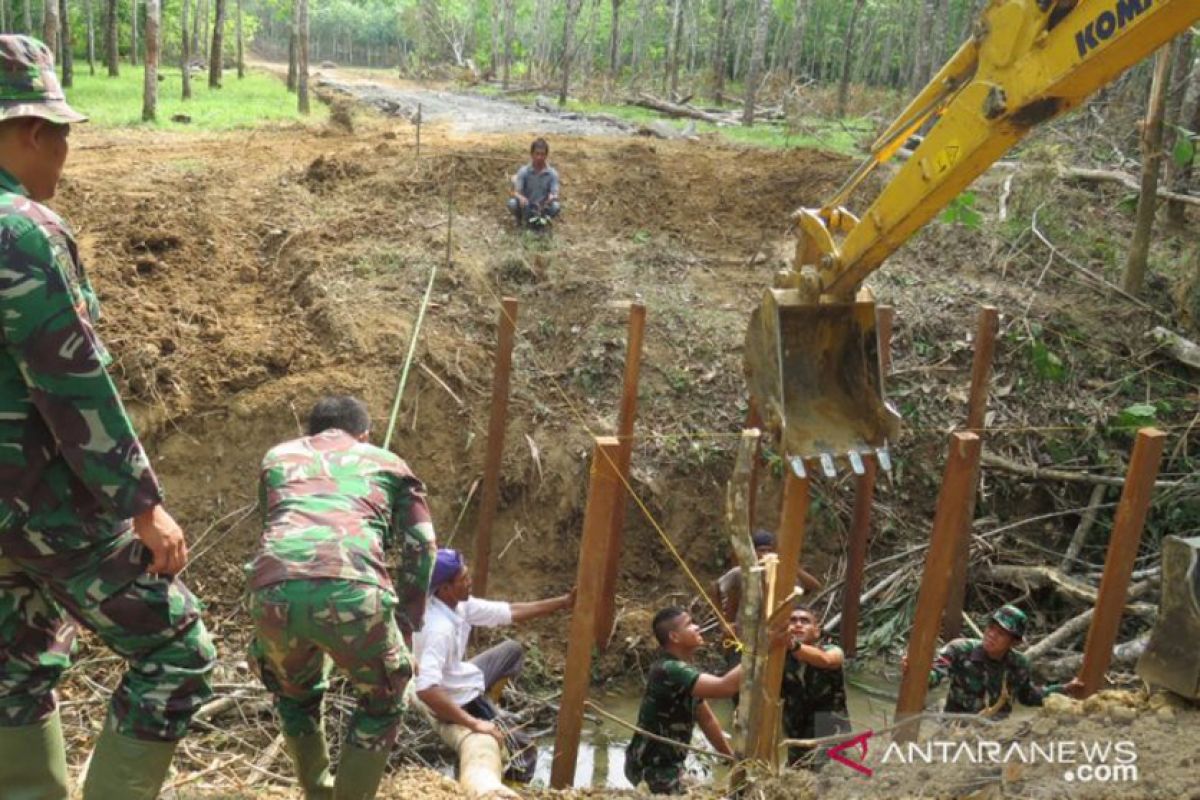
[0,711,70,800]
[81,722,178,800]
[285,732,335,799]
[333,744,390,800]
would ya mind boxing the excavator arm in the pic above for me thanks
[746,0,1200,473]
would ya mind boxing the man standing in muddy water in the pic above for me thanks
[247,395,437,800]
[626,606,741,794]
[0,35,217,799]
[507,137,561,228]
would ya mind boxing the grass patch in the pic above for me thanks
[65,66,326,130]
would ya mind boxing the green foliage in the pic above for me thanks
[64,66,325,129]
[1028,337,1066,382]
[1111,402,1159,434]
[942,191,982,229]
[1173,126,1196,169]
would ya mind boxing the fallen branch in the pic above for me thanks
[627,93,727,124]
[1041,632,1150,680]
[1061,166,1200,207]
[1061,484,1106,573]
[981,450,1180,489]
[1147,326,1200,370]
[985,564,1103,605]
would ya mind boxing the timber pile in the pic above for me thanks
[625,92,786,125]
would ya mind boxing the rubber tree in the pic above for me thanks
[105,0,118,75]
[836,0,867,117]
[297,0,309,113]
[741,0,771,126]
[209,0,226,87]
[143,0,159,121]
[41,0,58,57]
[181,0,192,99]
[59,0,73,86]
[557,0,583,106]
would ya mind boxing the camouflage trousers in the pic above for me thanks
[248,579,413,753]
[0,527,216,740]
[624,755,686,795]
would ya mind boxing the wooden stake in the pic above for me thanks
[747,470,810,766]
[876,304,895,375]
[942,306,999,639]
[1078,428,1166,697]
[550,437,623,789]
[595,302,646,651]
[472,297,518,598]
[415,101,421,159]
[745,398,764,532]
[841,454,877,660]
[894,432,981,743]
[728,430,764,760]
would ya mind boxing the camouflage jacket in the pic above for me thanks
[781,642,850,740]
[247,429,437,637]
[929,638,1062,715]
[626,652,702,776]
[0,167,164,553]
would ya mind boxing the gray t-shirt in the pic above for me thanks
[514,164,560,207]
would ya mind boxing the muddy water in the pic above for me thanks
[532,666,903,789]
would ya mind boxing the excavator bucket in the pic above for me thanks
[1137,535,1200,699]
[744,287,899,471]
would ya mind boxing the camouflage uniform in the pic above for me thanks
[929,638,1063,715]
[781,642,850,766]
[624,652,702,795]
[0,161,216,740]
[246,429,436,752]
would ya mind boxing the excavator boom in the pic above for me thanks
[747,0,1200,471]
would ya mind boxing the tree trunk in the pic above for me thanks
[58,0,72,86]
[630,0,648,84]
[489,0,501,73]
[105,0,118,75]
[608,0,620,77]
[181,0,192,98]
[732,0,751,82]
[501,0,514,87]
[42,0,59,58]
[836,0,866,117]
[788,0,807,79]
[741,0,770,126]
[22,0,31,35]
[195,0,206,59]
[208,0,225,86]
[1123,48,1173,296]
[711,0,730,103]
[287,0,297,92]
[132,0,140,66]
[86,0,96,75]
[910,0,936,92]
[665,0,682,99]
[297,0,309,113]
[142,0,159,121]
[235,0,243,77]
[1165,33,1196,227]
[557,0,582,106]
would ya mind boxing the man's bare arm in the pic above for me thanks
[692,664,742,700]
[416,686,503,742]
[510,589,574,623]
[696,701,733,757]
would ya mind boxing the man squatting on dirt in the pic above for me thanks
[414,547,574,783]
[246,395,437,800]
[905,604,1084,716]
[507,137,561,227]
[0,35,217,799]
[625,606,742,794]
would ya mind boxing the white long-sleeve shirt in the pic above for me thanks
[413,595,512,706]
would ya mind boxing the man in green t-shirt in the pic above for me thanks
[625,606,742,794]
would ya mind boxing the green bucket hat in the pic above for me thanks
[990,604,1028,639]
[0,35,86,124]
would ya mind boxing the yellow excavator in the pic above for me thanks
[745,0,1200,478]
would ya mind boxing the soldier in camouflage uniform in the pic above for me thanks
[246,395,437,800]
[0,34,217,800]
[780,605,850,767]
[908,604,1084,716]
[625,606,741,794]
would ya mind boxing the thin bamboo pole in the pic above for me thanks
[942,305,999,639]
[895,431,981,743]
[595,302,646,651]
[472,298,519,598]
[1078,428,1166,696]
[747,470,810,766]
[550,437,623,789]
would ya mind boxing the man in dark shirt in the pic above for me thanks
[506,137,560,228]
[625,606,741,794]
[780,605,850,767]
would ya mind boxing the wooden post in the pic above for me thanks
[1078,428,1166,696]
[729,429,764,761]
[841,455,876,660]
[876,304,895,375]
[842,303,893,659]
[472,298,518,598]
[894,432,981,743]
[942,306,999,639]
[550,437,623,789]
[745,398,763,532]
[746,470,810,766]
[415,101,421,160]
[595,302,646,651]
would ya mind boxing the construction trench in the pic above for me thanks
[48,82,1200,798]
